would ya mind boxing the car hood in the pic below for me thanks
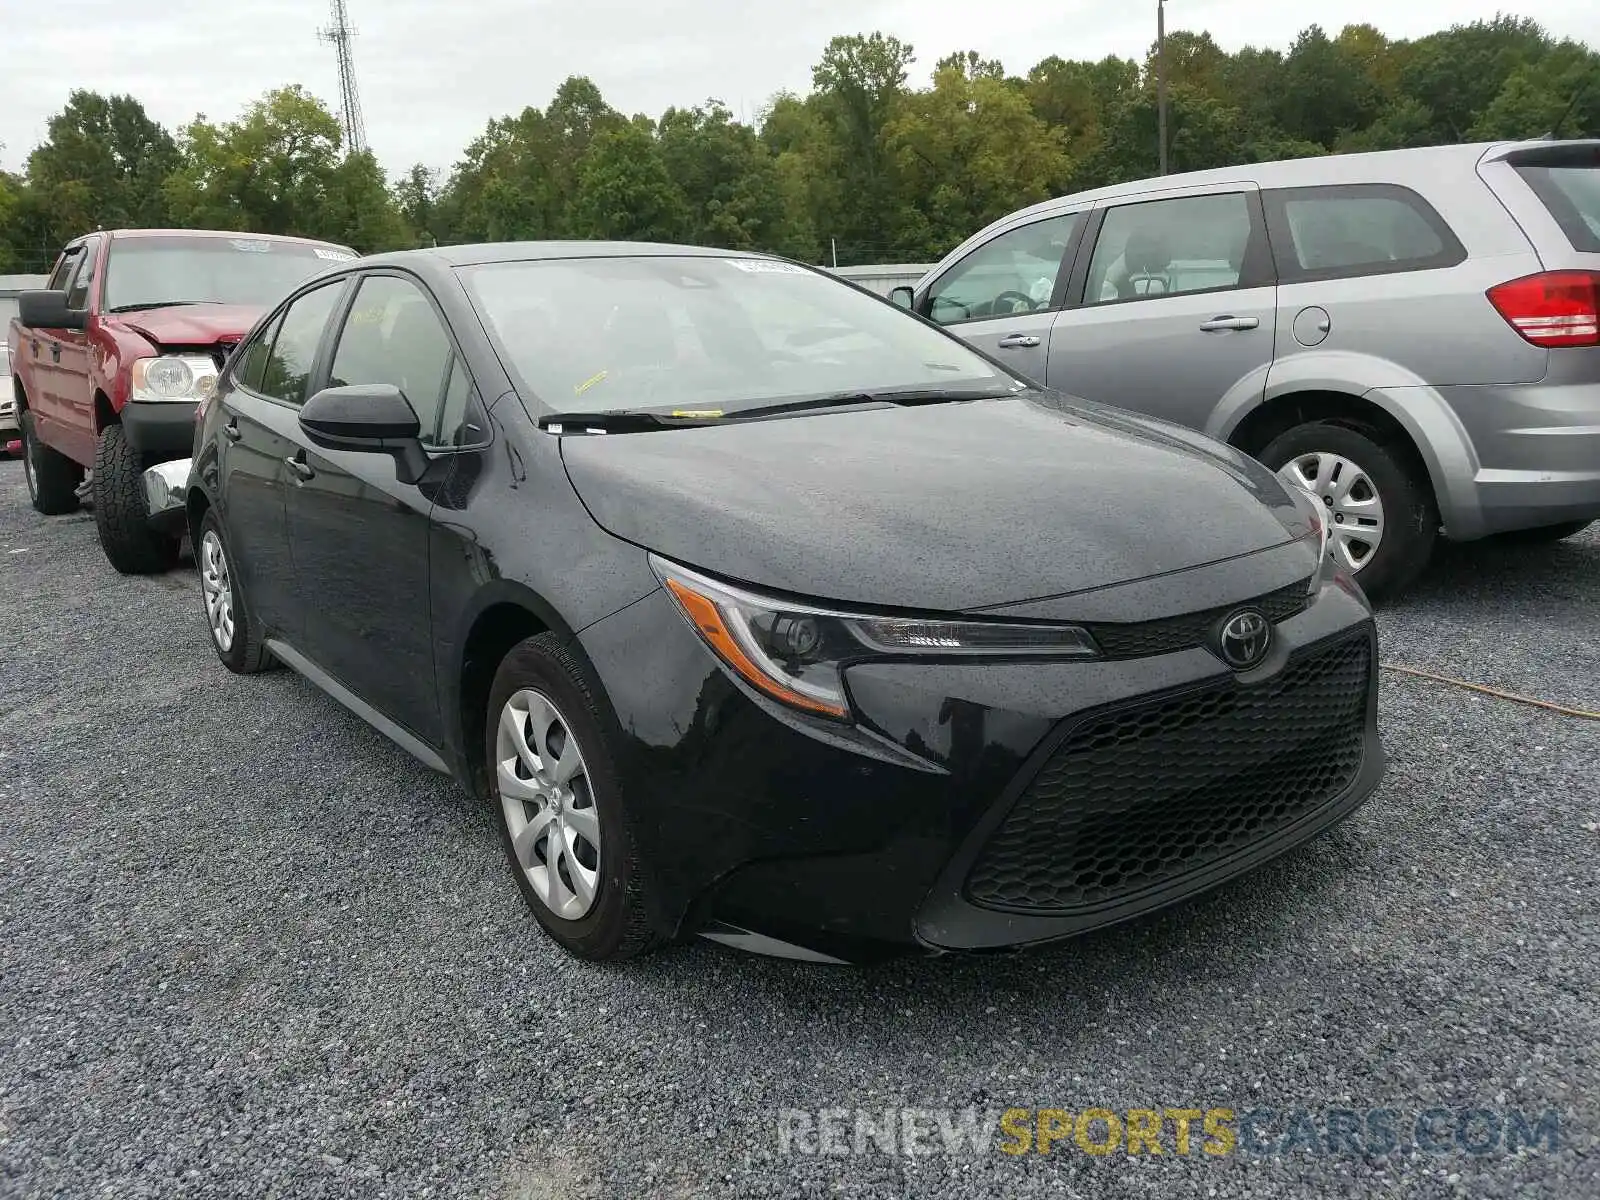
[116,304,265,348]
[559,392,1311,613]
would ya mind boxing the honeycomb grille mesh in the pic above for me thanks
[965,630,1372,913]
[1086,579,1312,660]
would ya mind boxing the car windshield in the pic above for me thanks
[458,254,1020,416]
[102,236,356,312]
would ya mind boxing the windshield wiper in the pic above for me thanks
[722,386,1021,421]
[107,300,212,314]
[539,388,1021,434]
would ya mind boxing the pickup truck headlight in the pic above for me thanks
[651,555,1099,721]
[130,354,219,403]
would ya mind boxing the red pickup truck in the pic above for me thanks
[8,228,357,572]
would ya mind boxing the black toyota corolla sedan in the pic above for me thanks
[146,241,1385,964]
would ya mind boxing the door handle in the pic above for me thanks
[1199,316,1259,332]
[50,343,61,363]
[996,333,1041,349]
[222,419,242,442]
[285,453,315,482]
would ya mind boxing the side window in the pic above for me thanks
[259,282,344,406]
[327,274,455,445]
[65,241,100,309]
[1265,184,1467,281]
[925,213,1081,326]
[437,356,484,447]
[46,247,82,292]
[232,311,285,393]
[1084,193,1255,305]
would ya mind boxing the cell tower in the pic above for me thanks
[317,0,367,155]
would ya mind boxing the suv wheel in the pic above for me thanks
[1260,422,1438,601]
[19,411,83,515]
[197,509,274,673]
[486,632,660,962]
[92,424,180,574]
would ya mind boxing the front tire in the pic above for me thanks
[20,411,83,515]
[197,508,274,674]
[92,423,179,574]
[486,633,660,962]
[1260,422,1438,601]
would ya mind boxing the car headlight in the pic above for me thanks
[651,556,1099,721]
[130,355,218,403]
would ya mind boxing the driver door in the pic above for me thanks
[915,211,1085,382]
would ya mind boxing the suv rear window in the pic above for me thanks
[1263,184,1467,282]
[1514,160,1600,253]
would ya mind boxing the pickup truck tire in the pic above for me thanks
[197,509,274,674]
[92,423,180,575]
[1260,421,1438,602]
[20,411,84,515]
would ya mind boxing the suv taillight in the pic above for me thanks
[1487,270,1600,348]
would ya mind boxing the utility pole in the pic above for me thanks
[1157,0,1169,176]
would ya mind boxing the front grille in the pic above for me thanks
[1085,579,1311,660]
[965,630,1372,914]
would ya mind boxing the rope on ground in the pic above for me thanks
[1380,663,1600,721]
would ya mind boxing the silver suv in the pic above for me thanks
[893,139,1600,598]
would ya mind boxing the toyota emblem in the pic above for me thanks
[1217,609,1272,670]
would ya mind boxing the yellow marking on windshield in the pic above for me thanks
[574,369,608,396]
[670,409,724,419]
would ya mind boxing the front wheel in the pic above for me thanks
[1260,422,1438,602]
[196,508,274,674]
[92,424,179,574]
[486,633,660,962]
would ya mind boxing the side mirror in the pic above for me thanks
[299,383,428,485]
[18,289,86,331]
[888,286,915,310]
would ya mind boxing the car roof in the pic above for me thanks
[999,139,1600,223]
[354,241,782,269]
[104,228,353,249]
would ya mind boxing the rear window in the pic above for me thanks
[1514,162,1600,253]
[1264,184,1466,281]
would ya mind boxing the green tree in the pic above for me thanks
[884,60,1069,258]
[568,121,689,242]
[23,91,181,244]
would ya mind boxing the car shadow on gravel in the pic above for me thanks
[1379,529,1598,612]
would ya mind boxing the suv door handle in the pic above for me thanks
[222,419,242,442]
[996,333,1041,349]
[285,453,315,482]
[49,343,61,362]
[1199,316,1259,332]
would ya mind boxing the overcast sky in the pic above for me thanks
[2,0,1594,176]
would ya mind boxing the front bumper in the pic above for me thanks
[577,562,1385,962]
[142,456,192,536]
[122,399,199,459]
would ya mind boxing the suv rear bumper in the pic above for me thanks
[1374,378,1600,539]
[122,399,198,459]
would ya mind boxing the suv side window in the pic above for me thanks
[327,274,456,445]
[924,213,1082,326]
[232,312,285,394]
[1083,192,1259,305]
[1263,184,1467,282]
[259,282,344,406]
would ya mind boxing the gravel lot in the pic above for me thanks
[1,455,1596,1200]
